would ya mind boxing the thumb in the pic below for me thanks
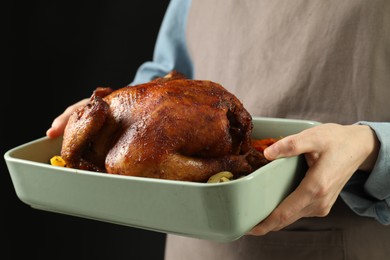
[263,142,281,160]
[263,133,312,160]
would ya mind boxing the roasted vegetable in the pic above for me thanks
[50,156,66,167]
[251,137,280,153]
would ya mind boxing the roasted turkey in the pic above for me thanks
[60,71,268,182]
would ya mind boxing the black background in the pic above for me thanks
[4,1,170,259]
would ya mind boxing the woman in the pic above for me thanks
[47,0,390,259]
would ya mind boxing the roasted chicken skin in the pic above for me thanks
[61,71,268,182]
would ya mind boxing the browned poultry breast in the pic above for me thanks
[60,71,268,182]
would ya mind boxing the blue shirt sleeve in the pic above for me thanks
[130,0,193,85]
[341,122,390,225]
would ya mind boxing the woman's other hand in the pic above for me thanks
[248,123,380,236]
[46,98,89,139]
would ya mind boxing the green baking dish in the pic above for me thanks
[4,117,320,242]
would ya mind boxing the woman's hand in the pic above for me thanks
[248,123,380,236]
[46,98,89,139]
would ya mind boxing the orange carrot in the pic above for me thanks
[251,138,280,153]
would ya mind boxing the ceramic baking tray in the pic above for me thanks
[4,117,320,242]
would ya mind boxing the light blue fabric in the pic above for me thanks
[131,0,390,224]
[130,0,193,85]
[340,122,390,224]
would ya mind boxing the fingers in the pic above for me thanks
[46,112,72,138]
[46,98,89,139]
[263,126,325,160]
[247,190,311,235]
[247,123,380,236]
[248,168,339,236]
[248,124,347,236]
[248,174,316,235]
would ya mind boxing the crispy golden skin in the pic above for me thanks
[61,71,267,182]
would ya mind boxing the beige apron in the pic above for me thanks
[165,0,390,259]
